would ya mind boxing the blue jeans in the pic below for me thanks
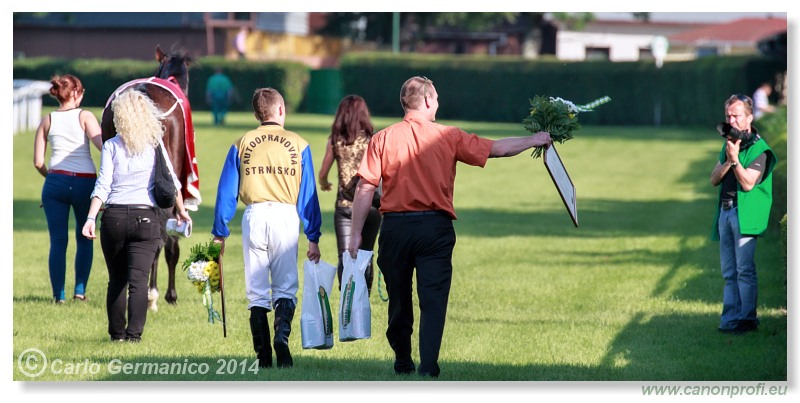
[717,206,759,330]
[210,97,229,125]
[41,173,96,301]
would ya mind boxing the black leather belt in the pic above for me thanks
[721,200,737,210]
[383,210,445,217]
[105,204,155,210]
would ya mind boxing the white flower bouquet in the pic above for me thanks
[182,240,223,324]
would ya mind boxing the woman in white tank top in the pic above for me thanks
[33,74,103,304]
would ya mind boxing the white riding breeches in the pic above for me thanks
[242,201,299,310]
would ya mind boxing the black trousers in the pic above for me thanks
[334,204,381,291]
[99,205,161,340]
[377,212,455,376]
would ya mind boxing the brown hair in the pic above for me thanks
[252,87,285,122]
[725,94,753,116]
[331,95,374,145]
[400,76,431,110]
[49,74,84,104]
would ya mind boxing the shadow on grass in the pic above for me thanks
[12,198,232,238]
[599,312,787,381]
[453,197,716,239]
[13,295,55,304]
[15,309,786,382]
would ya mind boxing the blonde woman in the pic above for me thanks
[82,89,191,343]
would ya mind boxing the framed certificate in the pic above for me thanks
[543,145,578,227]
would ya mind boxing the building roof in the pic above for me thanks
[13,12,208,29]
[578,19,707,38]
[668,17,787,46]
[593,12,786,24]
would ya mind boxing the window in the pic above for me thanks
[639,48,654,61]
[696,46,719,58]
[585,47,610,61]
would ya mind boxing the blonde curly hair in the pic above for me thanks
[111,89,165,156]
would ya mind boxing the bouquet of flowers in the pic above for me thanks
[182,239,223,324]
[524,95,611,158]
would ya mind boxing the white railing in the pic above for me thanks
[13,80,52,135]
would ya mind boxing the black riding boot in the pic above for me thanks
[273,298,296,368]
[249,307,272,368]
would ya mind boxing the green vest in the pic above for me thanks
[711,137,776,240]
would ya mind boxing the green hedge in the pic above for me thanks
[751,106,787,285]
[755,105,788,232]
[339,52,785,126]
[14,52,785,126]
[781,214,787,288]
[13,56,310,113]
[191,57,310,113]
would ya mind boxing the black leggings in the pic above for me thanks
[334,205,381,292]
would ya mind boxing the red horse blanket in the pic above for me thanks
[106,77,201,210]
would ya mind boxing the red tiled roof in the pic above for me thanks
[669,18,787,45]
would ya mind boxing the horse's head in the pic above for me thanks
[155,45,192,95]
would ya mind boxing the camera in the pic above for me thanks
[716,122,750,140]
[716,122,759,149]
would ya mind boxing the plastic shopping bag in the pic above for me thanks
[339,250,372,342]
[300,259,337,350]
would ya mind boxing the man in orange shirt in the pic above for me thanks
[347,76,552,377]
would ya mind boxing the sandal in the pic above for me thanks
[73,294,88,301]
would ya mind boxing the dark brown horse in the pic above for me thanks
[101,45,198,311]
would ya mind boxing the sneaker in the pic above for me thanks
[73,295,88,302]
[718,321,758,335]
[735,321,758,334]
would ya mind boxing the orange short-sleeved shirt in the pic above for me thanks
[357,110,494,219]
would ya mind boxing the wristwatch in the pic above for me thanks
[730,161,738,168]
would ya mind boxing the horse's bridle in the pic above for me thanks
[155,57,187,93]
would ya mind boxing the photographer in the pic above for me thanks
[709,94,777,335]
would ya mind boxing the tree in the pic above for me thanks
[317,12,538,53]
[315,13,395,46]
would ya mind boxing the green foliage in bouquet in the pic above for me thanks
[523,95,611,159]
[182,239,222,271]
[523,95,581,159]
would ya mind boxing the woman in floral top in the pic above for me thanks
[318,95,381,293]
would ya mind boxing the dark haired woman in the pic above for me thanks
[34,74,103,304]
[318,95,381,293]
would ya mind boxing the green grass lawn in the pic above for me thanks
[11,109,787,384]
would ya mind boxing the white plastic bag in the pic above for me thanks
[300,259,337,350]
[339,250,372,342]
